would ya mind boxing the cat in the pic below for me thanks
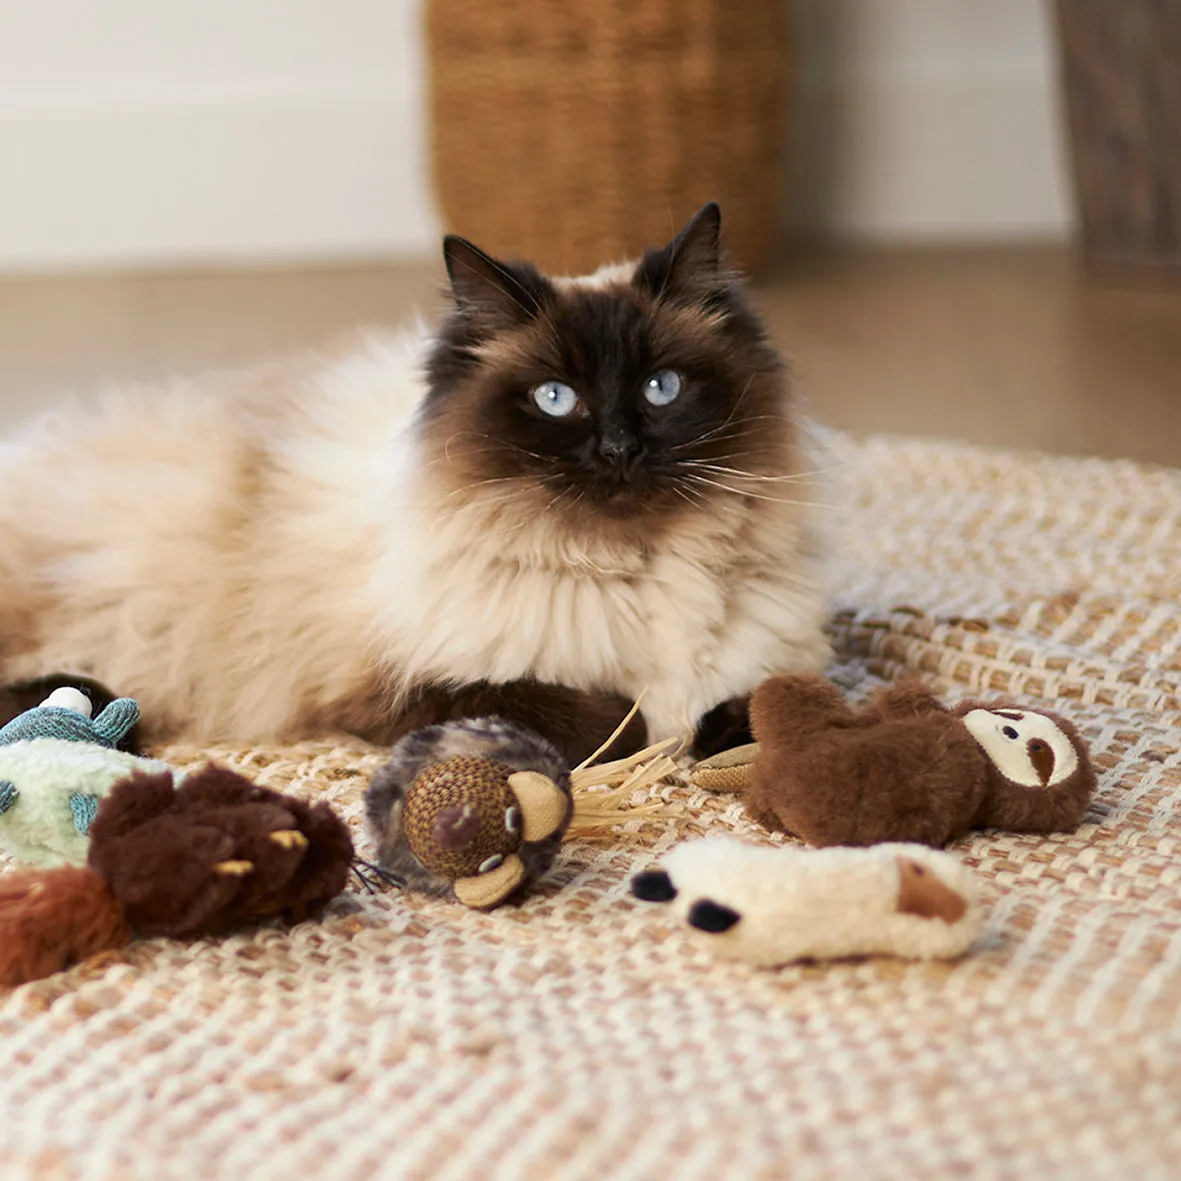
[0,203,831,763]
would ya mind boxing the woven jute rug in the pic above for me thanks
[1,433,1179,1180]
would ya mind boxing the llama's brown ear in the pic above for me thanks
[895,857,967,924]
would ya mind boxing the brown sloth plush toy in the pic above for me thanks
[0,765,354,987]
[692,674,1097,848]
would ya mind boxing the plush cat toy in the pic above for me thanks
[691,674,1097,848]
[630,835,984,966]
[0,763,354,986]
[366,714,677,909]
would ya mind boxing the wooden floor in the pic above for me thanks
[1,246,1179,466]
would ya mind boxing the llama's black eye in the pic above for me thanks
[1002,726,1019,739]
[631,869,677,902]
[687,899,741,933]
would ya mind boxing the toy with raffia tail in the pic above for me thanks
[366,707,679,909]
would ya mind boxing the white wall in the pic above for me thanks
[786,0,1073,242]
[0,0,440,270]
[0,0,1071,272]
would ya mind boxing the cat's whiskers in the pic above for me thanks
[470,434,559,465]
[675,448,781,465]
[679,473,846,511]
[664,372,762,455]
[679,461,837,484]
[441,431,558,466]
[443,474,533,495]
[425,446,504,470]
[542,488,574,516]
[668,416,787,454]
[669,481,709,511]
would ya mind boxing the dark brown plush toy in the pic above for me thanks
[693,674,1097,849]
[0,764,354,986]
[88,765,354,936]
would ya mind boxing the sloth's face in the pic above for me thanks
[961,708,1079,788]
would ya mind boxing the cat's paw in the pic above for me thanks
[692,696,753,760]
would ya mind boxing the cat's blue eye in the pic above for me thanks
[532,381,580,418]
[643,370,682,407]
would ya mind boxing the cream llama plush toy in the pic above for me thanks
[630,835,984,966]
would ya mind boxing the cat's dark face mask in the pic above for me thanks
[421,204,795,527]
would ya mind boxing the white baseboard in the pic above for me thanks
[0,88,442,272]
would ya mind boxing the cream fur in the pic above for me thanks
[0,320,830,745]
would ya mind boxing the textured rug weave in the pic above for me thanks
[2,433,1180,1180]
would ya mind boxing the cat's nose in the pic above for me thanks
[598,433,640,467]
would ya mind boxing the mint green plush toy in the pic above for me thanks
[0,689,169,868]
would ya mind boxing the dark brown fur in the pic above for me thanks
[0,673,644,770]
[88,765,353,937]
[745,674,1097,848]
[372,680,648,767]
[693,695,754,759]
[423,203,793,545]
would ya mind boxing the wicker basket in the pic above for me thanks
[1055,0,1181,267]
[426,0,789,276]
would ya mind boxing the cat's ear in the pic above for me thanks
[633,203,723,302]
[443,235,550,331]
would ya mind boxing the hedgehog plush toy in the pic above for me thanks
[691,674,1097,849]
[365,718,575,909]
[365,714,678,909]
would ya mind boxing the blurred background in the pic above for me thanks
[0,0,1178,463]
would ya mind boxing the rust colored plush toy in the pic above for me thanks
[0,764,354,986]
[692,674,1097,849]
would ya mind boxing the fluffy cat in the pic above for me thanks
[0,204,830,762]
